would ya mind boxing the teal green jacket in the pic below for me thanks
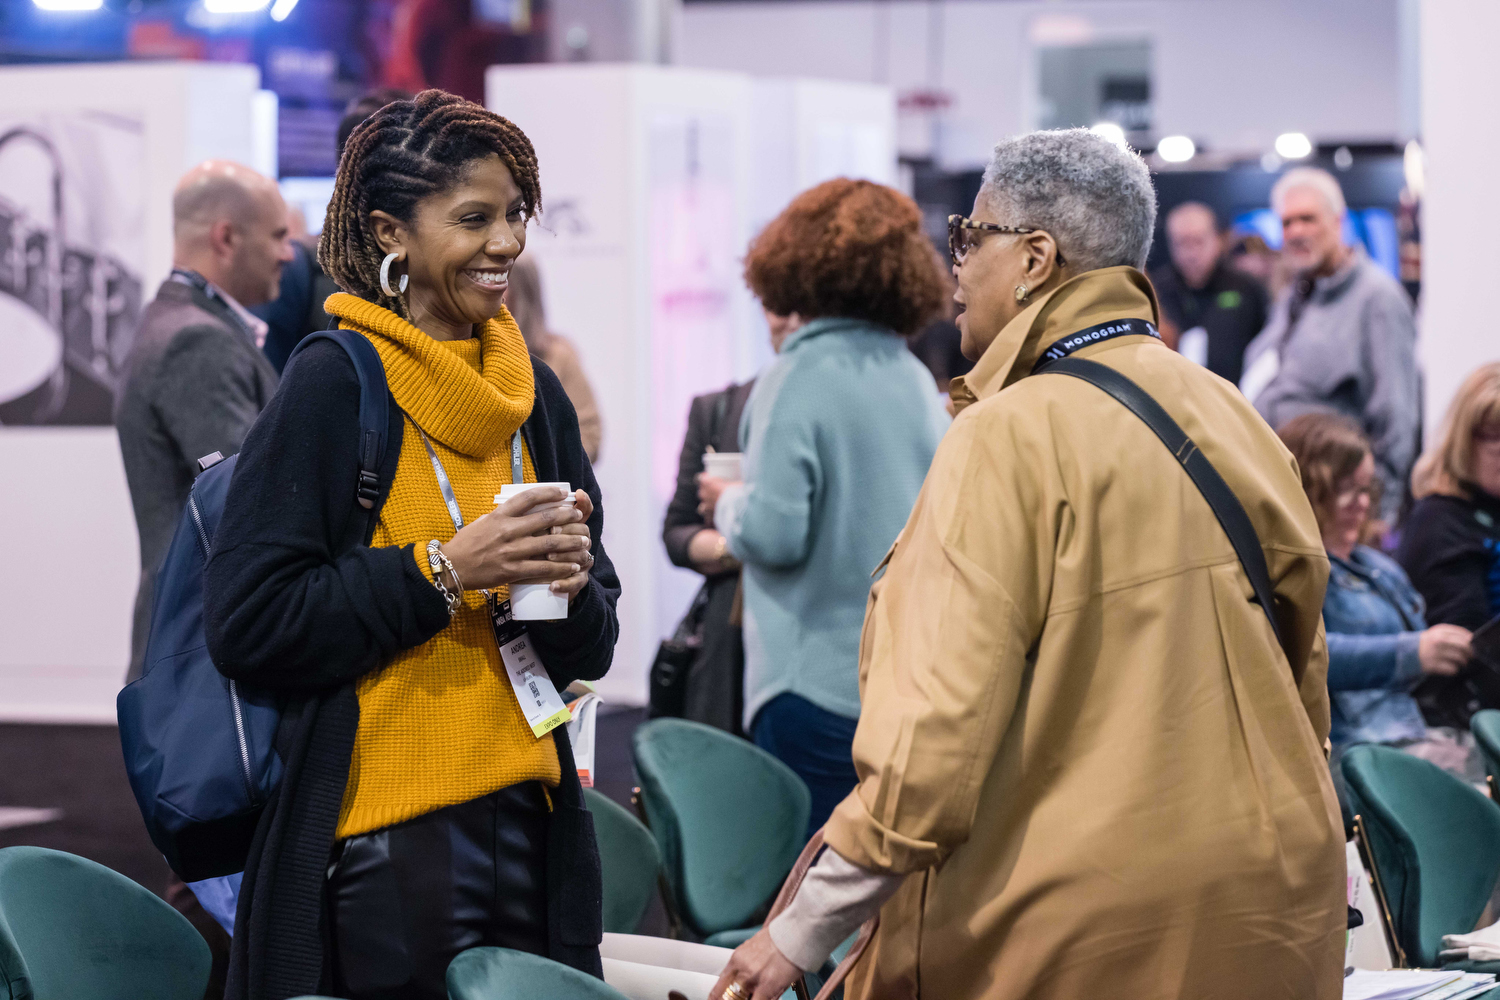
[717,317,949,727]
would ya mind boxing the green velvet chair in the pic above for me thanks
[632,719,810,947]
[0,846,210,1000]
[447,947,629,999]
[584,787,662,934]
[1473,709,1500,800]
[1342,744,1500,970]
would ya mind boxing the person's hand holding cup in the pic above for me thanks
[432,484,593,621]
[697,451,742,526]
[491,483,594,619]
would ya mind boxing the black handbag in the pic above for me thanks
[650,389,736,719]
[649,583,712,719]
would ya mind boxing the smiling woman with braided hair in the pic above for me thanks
[203,89,619,1000]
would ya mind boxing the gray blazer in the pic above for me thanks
[116,277,279,680]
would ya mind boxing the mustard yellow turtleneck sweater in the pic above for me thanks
[324,293,561,839]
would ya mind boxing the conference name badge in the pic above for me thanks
[490,595,571,738]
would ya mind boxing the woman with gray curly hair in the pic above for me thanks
[714,130,1345,1000]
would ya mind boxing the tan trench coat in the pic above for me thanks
[824,267,1346,1000]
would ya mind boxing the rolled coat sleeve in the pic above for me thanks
[824,409,1051,874]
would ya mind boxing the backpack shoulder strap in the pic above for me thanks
[1039,356,1287,658]
[286,328,390,510]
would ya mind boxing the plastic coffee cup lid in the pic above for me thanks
[496,482,574,505]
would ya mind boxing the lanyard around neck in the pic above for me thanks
[417,427,524,532]
[1031,318,1160,374]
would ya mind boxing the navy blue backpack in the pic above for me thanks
[118,329,389,923]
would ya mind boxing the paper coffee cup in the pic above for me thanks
[701,451,742,481]
[495,483,577,621]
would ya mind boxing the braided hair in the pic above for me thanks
[320,89,541,318]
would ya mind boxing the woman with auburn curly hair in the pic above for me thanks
[697,178,949,837]
[203,90,618,999]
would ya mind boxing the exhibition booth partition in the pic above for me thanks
[0,61,263,722]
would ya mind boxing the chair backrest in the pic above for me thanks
[1473,710,1500,790]
[0,846,210,1000]
[1342,744,1500,967]
[632,719,811,937]
[447,947,629,1000]
[584,788,662,934]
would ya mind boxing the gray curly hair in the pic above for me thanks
[978,129,1157,272]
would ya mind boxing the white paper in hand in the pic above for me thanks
[566,685,602,786]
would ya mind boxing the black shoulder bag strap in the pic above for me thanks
[1039,356,1287,657]
[285,328,391,511]
[708,385,732,451]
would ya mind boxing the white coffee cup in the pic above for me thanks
[701,451,742,481]
[495,483,577,621]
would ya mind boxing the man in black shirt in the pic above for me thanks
[1150,202,1268,385]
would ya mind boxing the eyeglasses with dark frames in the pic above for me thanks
[947,214,1067,268]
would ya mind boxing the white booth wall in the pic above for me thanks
[0,62,263,722]
[486,65,894,705]
[1417,0,1500,437]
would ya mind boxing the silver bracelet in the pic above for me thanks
[426,539,463,617]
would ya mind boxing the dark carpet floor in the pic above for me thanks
[0,704,668,936]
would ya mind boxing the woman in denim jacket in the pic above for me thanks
[1280,414,1477,818]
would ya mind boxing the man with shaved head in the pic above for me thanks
[1148,201,1267,385]
[115,159,291,996]
[117,161,293,681]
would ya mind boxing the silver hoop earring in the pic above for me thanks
[379,252,408,297]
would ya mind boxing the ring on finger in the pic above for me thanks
[722,984,749,1000]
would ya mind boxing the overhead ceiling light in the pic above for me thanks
[1157,135,1195,163]
[1274,132,1313,159]
[32,0,103,11]
[1089,122,1127,150]
[269,0,297,18]
[203,0,269,13]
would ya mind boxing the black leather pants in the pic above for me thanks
[326,781,551,1000]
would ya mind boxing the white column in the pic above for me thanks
[487,65,757,706]
[1417,0,1500,438]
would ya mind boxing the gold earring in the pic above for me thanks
[1014,285,1029,303]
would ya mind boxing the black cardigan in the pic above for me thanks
[204,338,618,1000]
[1395,489,1500,726]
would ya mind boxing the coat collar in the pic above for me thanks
[949,266,1161,414]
